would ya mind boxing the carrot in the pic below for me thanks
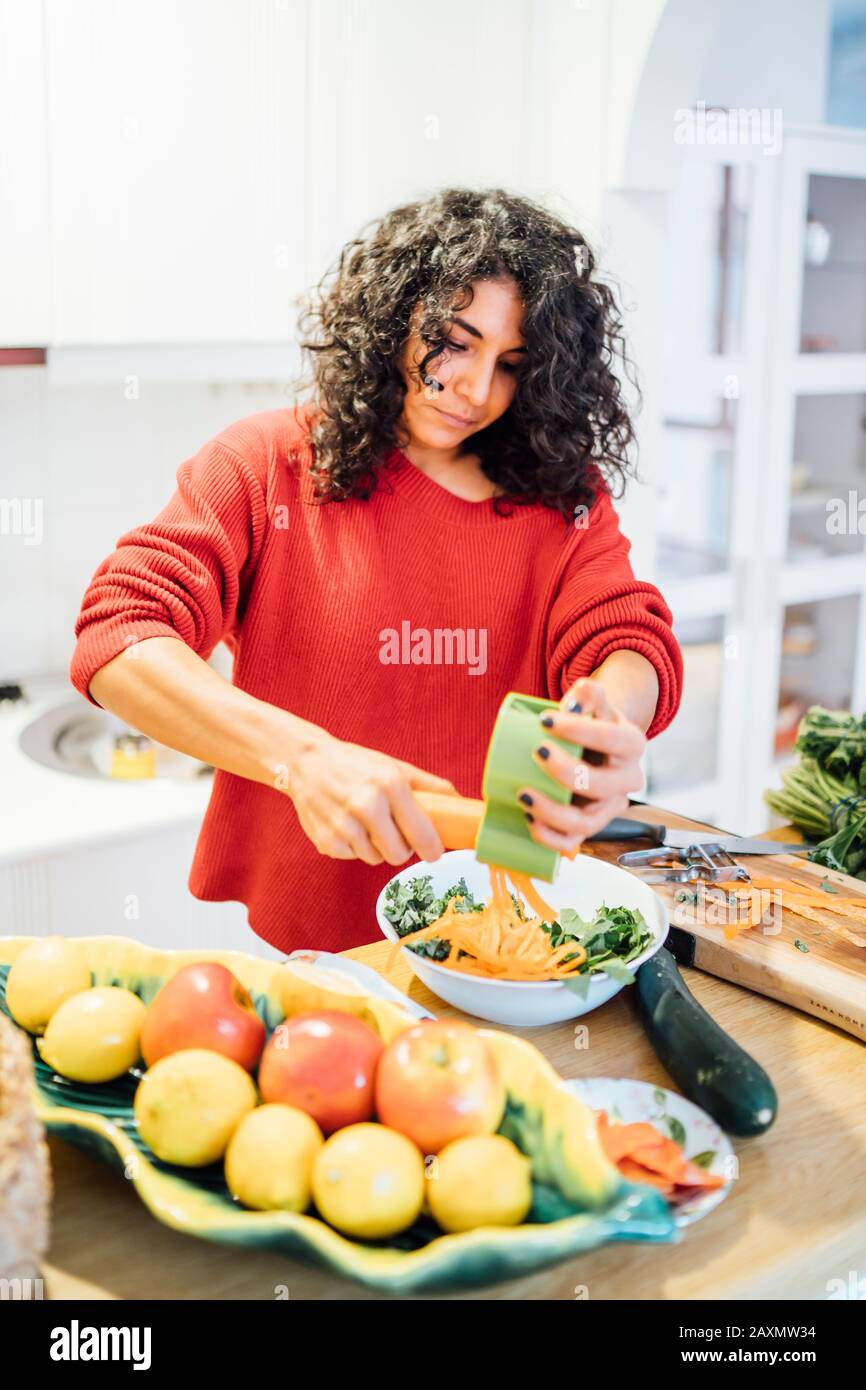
[630,1136,693,1181]
[617,1159,675,1194]
[412,791,485,850]
[678,1158,726,1189]
[502,870,558,922]
[597,1118,667,1164]
[595,1111,726,1196]
[389,864,589,982]
[737,876,866,909]
[776,890,866,907]
[680,878,866,948]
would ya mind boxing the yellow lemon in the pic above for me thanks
[427,1134,533,1233]
[134,1049,257,1167]
[225,1103,324,1212]
[40,986,145,1082]
[5,936,92,1034]
[311,1122,425,1239]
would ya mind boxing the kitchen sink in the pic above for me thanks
[18,699,211,781]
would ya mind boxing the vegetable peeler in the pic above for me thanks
[615,842,752,885]
[414,690,809,884]
[414,690,585,883]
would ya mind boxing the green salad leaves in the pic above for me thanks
[382,875,483,962]
[383,875,652,991]
[541,904,653,999]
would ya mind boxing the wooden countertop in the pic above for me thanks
[41,808,866,1302]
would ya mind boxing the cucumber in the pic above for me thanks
[636,947,778,1137]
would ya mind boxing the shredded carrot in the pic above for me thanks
[737,875,866,908]
[715,878,866,947]
[389,864,589,982]
[500,869,558,922]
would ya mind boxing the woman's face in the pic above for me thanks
[399,277,527,448]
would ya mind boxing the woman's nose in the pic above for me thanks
[456,357,496,408]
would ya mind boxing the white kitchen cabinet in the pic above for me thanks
[0,0,52,345]
[645,127,866,833]
[44,0,309,345]
[0,825,283,960]
[12,0,558,355]
[748,129,866,829]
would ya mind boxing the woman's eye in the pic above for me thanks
[444,340,521,374]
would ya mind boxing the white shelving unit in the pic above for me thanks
[645,125,866,834]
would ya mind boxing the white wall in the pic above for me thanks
[0,370,290,680]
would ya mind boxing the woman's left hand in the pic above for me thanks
[516,675,647,853]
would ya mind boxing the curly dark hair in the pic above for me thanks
[293,187,641,521]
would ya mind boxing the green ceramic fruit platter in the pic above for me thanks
[0,935,676,1292]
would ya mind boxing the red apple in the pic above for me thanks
[375,1020,505,1155]
[141,963,266,1072]
[257,1010,384,1135]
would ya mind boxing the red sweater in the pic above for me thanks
[70,405,683,955]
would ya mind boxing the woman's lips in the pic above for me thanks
[433,406,479,429]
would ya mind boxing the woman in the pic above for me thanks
[70,187,683,955]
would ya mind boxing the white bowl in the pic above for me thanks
[375,849,668,1027]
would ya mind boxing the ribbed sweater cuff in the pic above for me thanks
[563,627,682,740]
[69,618,184,707]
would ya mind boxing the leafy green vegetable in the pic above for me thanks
[547,903,652,995]
[793,939,810,953]
[689,1150,717,1170]
[795,706,866,789]
[382,874,483,939]
[440,877,485,914]
[509,891,527,920]
[407,938,452,961]
[764,706,866,881]
[385,876,653,984]
[382,874,439,936]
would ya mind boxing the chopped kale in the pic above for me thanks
[406,937,453,962]
[383,874,483,939]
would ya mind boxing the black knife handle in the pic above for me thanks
[584,817,664,843]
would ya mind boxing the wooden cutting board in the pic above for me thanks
[580,807,866,1044]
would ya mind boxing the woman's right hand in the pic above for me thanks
[285,733,458,866]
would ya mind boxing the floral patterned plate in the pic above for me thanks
[564,1077,735,1228]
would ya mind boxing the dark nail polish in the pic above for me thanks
[519,792,534,807]
[524,811,534,822]
[535,745,550,760]
[540,714,554,728]
[567,700,583,714]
